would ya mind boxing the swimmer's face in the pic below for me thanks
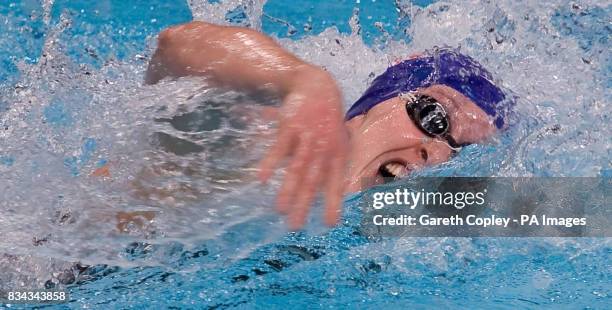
[344,84,497,192]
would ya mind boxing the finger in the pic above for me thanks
[289,156,326,230]
[324,148,348,227]
[276,134,315,214]
[257,128,292,183]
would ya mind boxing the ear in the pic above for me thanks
[456,116,497,144]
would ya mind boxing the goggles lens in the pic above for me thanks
[403,93,463,151]
[405,94,450,137]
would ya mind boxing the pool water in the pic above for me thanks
[1,0,610,308]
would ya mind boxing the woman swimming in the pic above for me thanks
[145,21,512,230]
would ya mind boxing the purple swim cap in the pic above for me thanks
[345,48,513,129]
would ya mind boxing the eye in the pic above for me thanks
[420,149,429,162]
[419,105,449,136]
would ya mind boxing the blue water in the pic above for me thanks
[1,0,610,309]
[0,0,431,83]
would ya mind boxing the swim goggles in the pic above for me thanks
[400,92,463,151]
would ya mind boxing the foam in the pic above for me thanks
[0,0,609,287]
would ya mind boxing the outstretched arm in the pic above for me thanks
[146,21,320,91]
[146,21,349,229]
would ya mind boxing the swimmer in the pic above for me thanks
[142,21,512,229]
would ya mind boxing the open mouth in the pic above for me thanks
[377,160,409,180]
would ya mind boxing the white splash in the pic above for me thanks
[0,0,609,288]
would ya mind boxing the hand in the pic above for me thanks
[258,68,349,230]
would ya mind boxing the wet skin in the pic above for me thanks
[137,21,496,230]
[344,84,496,192]
[259,83,497,192]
